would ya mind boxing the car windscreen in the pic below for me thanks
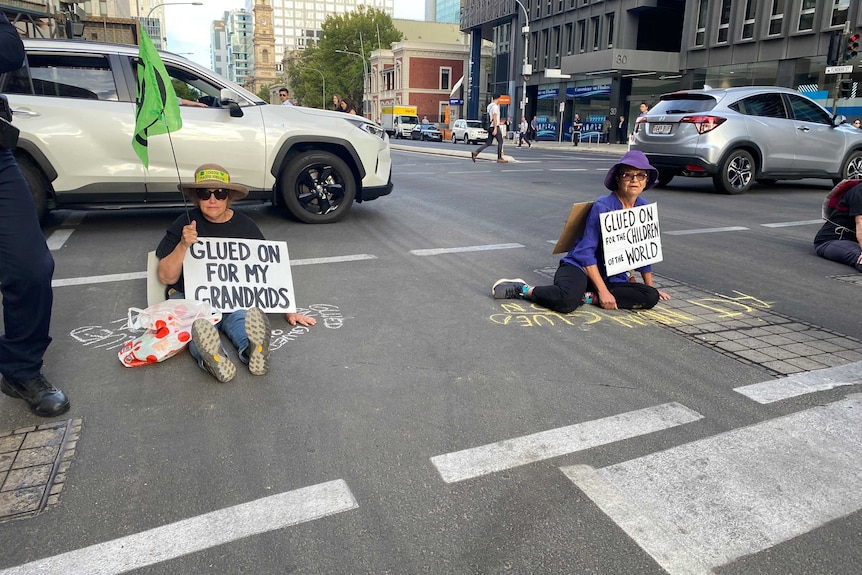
[650,95,718,115]
[466,121,482,128]
[399,115,419,123]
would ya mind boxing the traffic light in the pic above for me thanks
[838,79,853,99]
[828,31,842,66]
[846,32,860,63]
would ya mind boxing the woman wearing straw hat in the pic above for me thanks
[491,150,671,313]
[155,164,316,382]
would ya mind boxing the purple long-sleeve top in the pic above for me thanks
[560,192,652,284]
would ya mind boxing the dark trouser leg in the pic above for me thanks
[0,150,54,382]
[815,240,862,272]
[474,132,494,155]
[495,130,504,159]
[607,282,660,310]
[531,263,588,313]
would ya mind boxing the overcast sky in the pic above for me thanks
[166,0,425,70]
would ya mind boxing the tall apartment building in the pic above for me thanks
[226,9,254,85]
[211,20,230,78]
[461,0,861,139]
[426,0,460,24]
[262,0,394,66]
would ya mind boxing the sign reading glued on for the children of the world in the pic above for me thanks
[183,237,296,313]
[600,203,662,276]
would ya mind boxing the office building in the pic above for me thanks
[460,0,861,140]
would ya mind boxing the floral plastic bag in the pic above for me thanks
[118,299,221,368]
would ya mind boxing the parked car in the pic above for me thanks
[410,124,443,142]
[632,86,862,194]
[3,38,393,223]
[451,119,488,144]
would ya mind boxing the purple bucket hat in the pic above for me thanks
[604,150,659,192]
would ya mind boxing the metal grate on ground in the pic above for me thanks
[528,268,862,377]
[0,418,82,522]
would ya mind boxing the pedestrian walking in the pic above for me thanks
[471,93,507,163]
[571,113,583,146]
[617,116,626,144]
[602,116,613,144]
[518,117,532,148]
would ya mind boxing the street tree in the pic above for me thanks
[287,6,402,113]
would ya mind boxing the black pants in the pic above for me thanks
[475,129,504,159]
[0,149,55,381]
[531,262,660,314]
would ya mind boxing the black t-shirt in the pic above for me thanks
[156,208,265,293]
[814,183,862,244]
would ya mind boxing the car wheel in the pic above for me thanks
[657,170,674,187]
[840,150,862,181]
[463,134,470,144]
[451,133,457,144]
[16,154,49,222]
[278,151,356,224]
[713,149,754,194]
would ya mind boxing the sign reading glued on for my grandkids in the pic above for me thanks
[600,203,662,276]
[182,237,296,313]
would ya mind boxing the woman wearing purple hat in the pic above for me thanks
[492,150,671,312]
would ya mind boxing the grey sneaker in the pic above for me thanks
[192,319,236,383]
[244,307,272,376]
[492,278,527,299]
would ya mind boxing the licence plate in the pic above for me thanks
[651,124,672,135]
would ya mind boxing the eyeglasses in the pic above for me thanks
[619,172,648,182]
[195,189,229,201]
[279,93,288,98]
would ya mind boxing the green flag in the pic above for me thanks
[133,30,181,168]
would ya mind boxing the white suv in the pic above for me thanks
[451,119,488,144]
[3,38,393,223]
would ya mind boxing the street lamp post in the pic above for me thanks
[514,0,531,127]
[145,1,202,19]
[305,66,326,109]
[335,49,369,116]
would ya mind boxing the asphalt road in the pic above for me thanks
[1,142,861,575]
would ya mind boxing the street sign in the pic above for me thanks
[449,98,463,105]
[826,65,854,74]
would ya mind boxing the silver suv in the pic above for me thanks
[451,119,488,144]
[3,38,392,223]
[632,86,862,194]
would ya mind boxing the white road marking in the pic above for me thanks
[46,229,75,251]
[734,360,862,403]
[562,394,862,575]
[549,168,588,172]
[290,254,378,266]
[448,170,492,174]
[431,402,703,483]
[0,479,358,575]
[410,243,525,256]
[502,168,544,172]
[665,226,749,235]
[51,254,377,288]
[53,271,147,287]
[761,219,823,228]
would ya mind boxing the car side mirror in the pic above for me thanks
[219,88,244,118]
[833,114,847,128]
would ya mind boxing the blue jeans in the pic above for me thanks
[169,292,249,370]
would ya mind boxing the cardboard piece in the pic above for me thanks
[552,201,594,254]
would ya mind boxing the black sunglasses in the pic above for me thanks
[195,189,229,201]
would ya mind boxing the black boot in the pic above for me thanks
[1,374,70,417]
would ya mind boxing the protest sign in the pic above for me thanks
[553,201,594,254]
[600,203,662,276]
[183,237,296,313]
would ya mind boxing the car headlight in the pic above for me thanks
[344,117,386,139]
